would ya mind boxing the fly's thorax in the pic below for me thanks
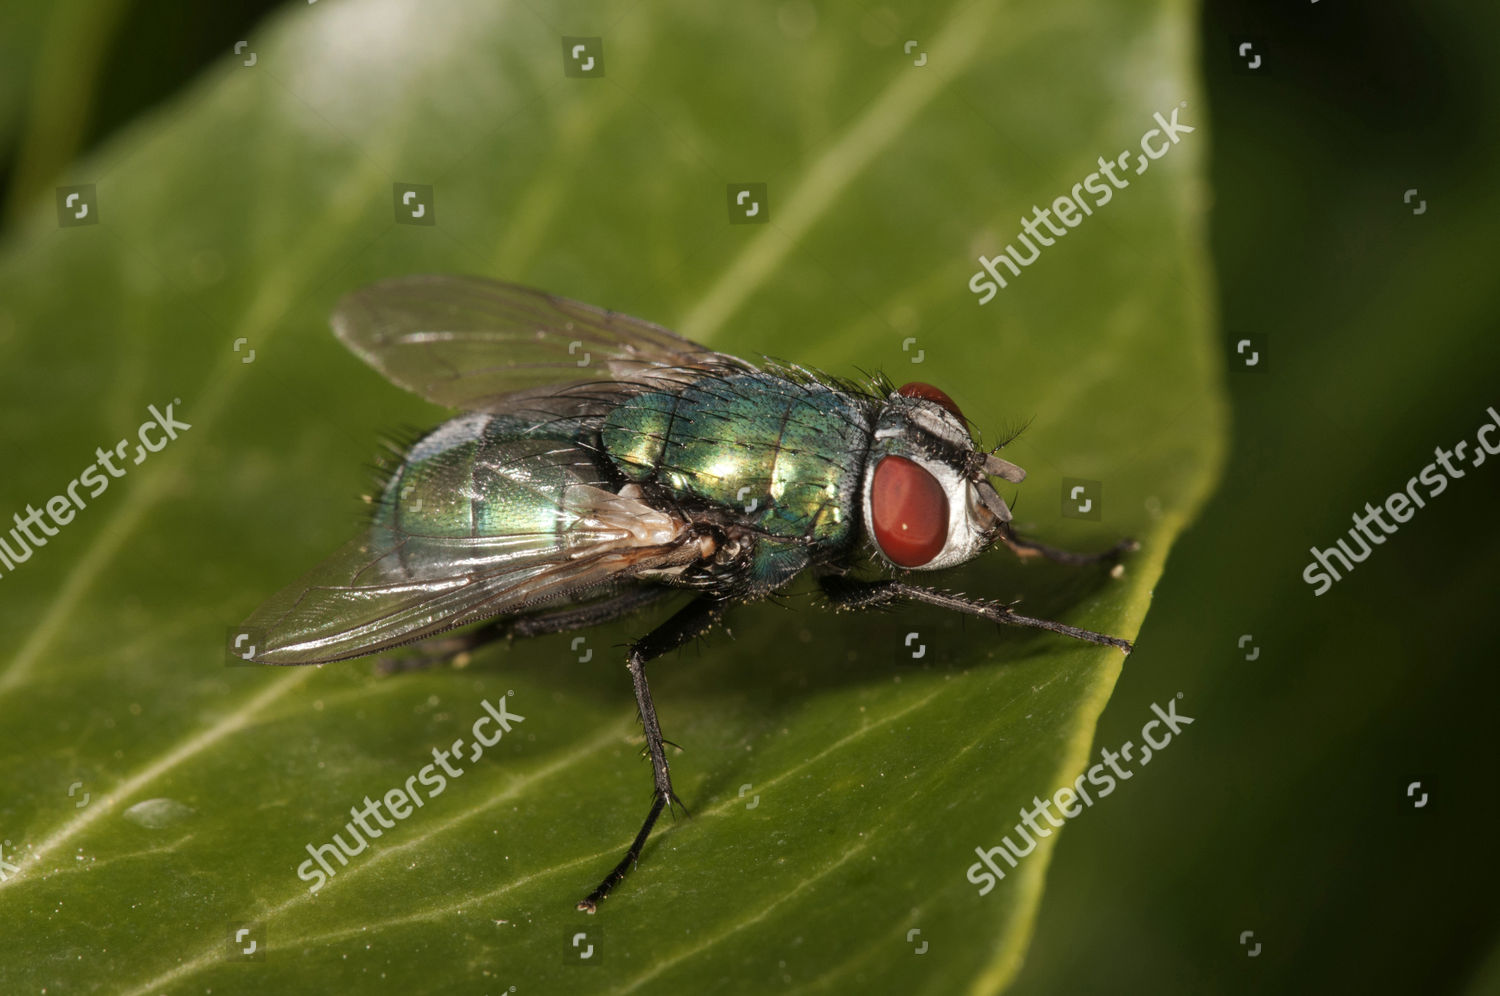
[599,372,873,549]
[860,392,1001,571]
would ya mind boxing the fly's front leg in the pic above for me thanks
[819,576,1133,654]
[578,594,730,913]
[996,522,1138,566]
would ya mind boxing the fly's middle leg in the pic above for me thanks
[578,594,729,912]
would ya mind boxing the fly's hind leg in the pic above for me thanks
[375,585,676,675]
[578,594,729,913]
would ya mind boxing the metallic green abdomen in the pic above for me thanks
[373,413,601,568]
[600,372,873,548]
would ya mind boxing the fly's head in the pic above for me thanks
[860,382,1026,571]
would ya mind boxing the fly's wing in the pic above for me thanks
[237,485,694,665]
[331,275,753,414]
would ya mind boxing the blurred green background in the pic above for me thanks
[0,0,1495,993]
[1016,2,1500,993]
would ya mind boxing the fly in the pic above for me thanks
[239,275,1136,912]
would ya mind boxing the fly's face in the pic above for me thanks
[862,382,1027,571]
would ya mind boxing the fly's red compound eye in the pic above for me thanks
[896,381,965,422]
[870,455,949,567]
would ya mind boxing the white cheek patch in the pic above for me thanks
[928,463,989,569]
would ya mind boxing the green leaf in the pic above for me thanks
[0,0,133,224]
[0,0,1220,992]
